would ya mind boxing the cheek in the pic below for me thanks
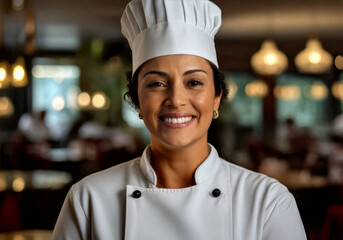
[194,91,216,112]
[138,92,159,115]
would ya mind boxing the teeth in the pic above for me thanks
[164,116,192,124]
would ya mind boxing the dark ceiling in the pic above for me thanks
[1,0,343,71]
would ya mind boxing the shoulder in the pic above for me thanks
[216,161,306,238]
[219,158,289,198]
[219,159,298,220]
[71,158,142,196]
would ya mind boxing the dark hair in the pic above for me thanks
[124,62,228,110]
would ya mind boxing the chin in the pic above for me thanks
[159,137,205,150]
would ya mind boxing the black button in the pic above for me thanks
[132,190,142,199]
[212,188,221,197]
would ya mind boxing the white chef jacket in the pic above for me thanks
[52,145,307,240]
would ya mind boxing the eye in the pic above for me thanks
[147,81,166,88]
[187,79,204,86]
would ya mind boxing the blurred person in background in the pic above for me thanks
[18,110,49,143]
[10,110,50,168]
[52,0,306,239]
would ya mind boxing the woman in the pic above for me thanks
[52,0,307,239]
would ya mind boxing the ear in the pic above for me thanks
[214,91,222,111]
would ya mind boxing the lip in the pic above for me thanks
[159,113,195,128]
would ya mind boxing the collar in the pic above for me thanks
[139,144,220,187]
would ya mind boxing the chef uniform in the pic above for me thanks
[52,0,307,239]
[52,145,306,239]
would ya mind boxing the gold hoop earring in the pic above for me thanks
[213,110,219,119]
[138,112,143,119]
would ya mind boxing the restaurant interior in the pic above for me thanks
[1,0,343,239]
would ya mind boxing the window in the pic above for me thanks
[32,58,80,140]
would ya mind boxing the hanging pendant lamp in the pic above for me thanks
[295,38,333,74]
[12,57,28,87]
[0,61,11,89]
[251,40,288,76]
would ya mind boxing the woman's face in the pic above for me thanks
[137,54,221,150]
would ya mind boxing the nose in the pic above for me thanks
[165,82,187,107]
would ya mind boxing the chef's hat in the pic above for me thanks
[121,0,222,74]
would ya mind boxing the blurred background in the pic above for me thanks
[0,0,343,239]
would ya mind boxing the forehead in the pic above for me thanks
[138,54,212,76]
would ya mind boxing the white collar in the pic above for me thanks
[139,144,220,187]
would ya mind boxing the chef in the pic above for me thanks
[52,0,307,239]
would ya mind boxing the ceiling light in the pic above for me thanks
[295,38,333,74]
[245,79,269,98]
[0,61,11,89]
[251,40,288,76]
[334,55,343,70]
[12,57,28,87]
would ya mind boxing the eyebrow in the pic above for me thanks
[184,69,207,76]
[143,71,168,78]
[143,69,207,78]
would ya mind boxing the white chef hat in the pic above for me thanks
[121,0,222,75]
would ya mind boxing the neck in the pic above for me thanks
[150,141,210,189]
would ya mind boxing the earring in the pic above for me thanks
[213,110,219,119]
[138,112,143,119]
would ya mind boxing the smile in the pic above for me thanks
[164,116,193,124]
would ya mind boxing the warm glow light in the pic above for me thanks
[274,86,301,100]
[295,38,333,74]
[12,176,26,192]
[309,52,322,64]
[13,65,25,80]
[227,80,238,101]
[92,92,107,109]
[305,81,328,100]
[52,96,65,111]
[250,40,288,75]
[311,82,328,99]
[251,40,288,75]
[12,57,28,87]
[332,81,343,100]
[0,97,14,116]
[78,92,91,108]
[263,54,277,65]
[245,80,269,98]
[335,55,343,70]
[0,173,6,191]
[13,234,25,240]
[0,61,10,89]
[0,68,6,81]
